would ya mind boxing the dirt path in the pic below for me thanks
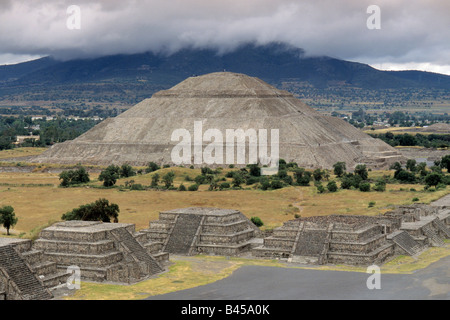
[292,187,304,216]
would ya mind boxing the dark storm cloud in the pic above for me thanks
[0,0,449,72]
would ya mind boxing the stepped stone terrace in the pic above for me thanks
[141,207,261,256]
[1,203,449,300]
[253,204,450,266]
[0,237,68,300]
[33,221,168,284]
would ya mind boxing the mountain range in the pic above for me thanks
[0,42,449,109]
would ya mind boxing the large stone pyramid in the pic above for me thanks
[33,72,404,169]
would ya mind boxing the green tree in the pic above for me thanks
[441,155,450,172]
[162,171,175,189]
[425,172,443,187]
[59,166,90,187]
[99,165,120,187]
[406,159,417,172]
[151,173,160,188]
[145,162,160,173]
[327,181,338,192]
[373,179,386,192]
[119,164,136,178]
[333,162,346,177]
[293,168,312,186]
[354,164,368,180]
[232,172,244,188]
[247,164,261,177]
[251,216,264,227]
[0,206,18,235]
[359,182,371,192]
[61,199,119,223]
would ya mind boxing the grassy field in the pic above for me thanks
[0,147,48,160]
[0,167,448,238]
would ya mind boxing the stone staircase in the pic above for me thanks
[254,217,396,266]
[110,227,163,274]
[390,231,423,256]
[0,245,52,300]
[164,214,203,254]
[21,249,70,289]
[432,218,450,238]
[34,221,167,284]
[422,223,445,247]
[143,207,259,256]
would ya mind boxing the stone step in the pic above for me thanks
[32,260,58,276]
[33,238,116,255]
[196,241,253,256]
[21,249,44,265]
[165,214,202,254]
[0,245,53,300]
[252,246,291,259]
[327,243,395,266]
[43,250,124,268]
[199,229,255,245]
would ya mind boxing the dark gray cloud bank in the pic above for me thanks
[0,0,449,74]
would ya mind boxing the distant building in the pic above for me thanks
[15,135,40,145]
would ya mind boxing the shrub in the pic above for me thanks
[373,179,386,192]
[119,164,136,178]
[194,175,207,185]
[188,184,199,191]
[368,201,376,208]
[246,176,260,185]
[251,216,264,227]
[145,162,160,173]
[162,171,175,188]
[394,170,416,183]
[412,197,419,202]
[150,173,160,188]
[293,168,312,186]
[247,164,261,177]
[354,164,368,180]
[178,184,187,191]
[313,169,323,181]
[201,167,214,175]
[359,182,371,192]
[99,165,120,187]
[327,181,338,192]
[333,162,346,177]
[270,179,284,189]
[317,184,325,194]
[219,182,230,190]
[130,183,144,191]
[425,172,443,187]
[59,166,90,187]
[232,173,244,188]
[259,179,271,191]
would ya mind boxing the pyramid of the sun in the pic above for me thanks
[33,72,404,169]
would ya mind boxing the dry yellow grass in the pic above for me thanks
[0,147,48,160]
[1,167,448,238]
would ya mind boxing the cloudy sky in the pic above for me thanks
[1,0,449,75]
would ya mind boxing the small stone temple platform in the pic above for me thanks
[33,221,168,284]
[141,207,260,256]
[253,204,450,266]
[0,237,66,300]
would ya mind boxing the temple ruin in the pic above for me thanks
[253,204,450,265]
[1,204,449,300]
[141,207,260,256]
